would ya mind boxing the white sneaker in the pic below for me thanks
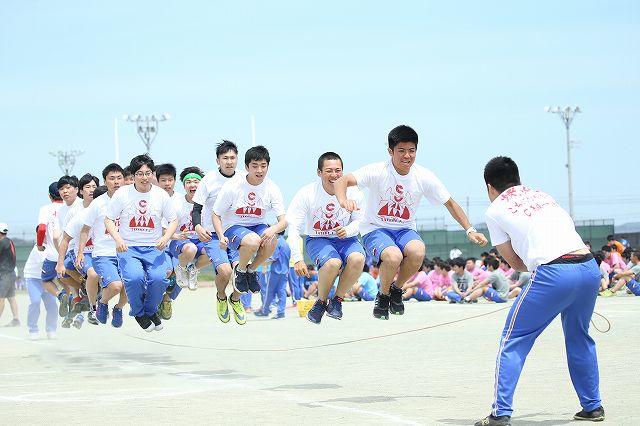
[29,332,39,341]
[46,332,57,340]
[187,264,199,291]
[175,265,188,288]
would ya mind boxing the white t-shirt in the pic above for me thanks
[23,245,46,279]
[172,195,197,239]
[213,176,286,232]
[286,181,364,263]
[38,202,63,262]
[63,209,94,254]
[106,185,177,246]
[83,193,117,257]
[352,160,451,235]
[161,192,184,228]
[192,169,244,231]
[484,185,586,272]
[58,198,83,234]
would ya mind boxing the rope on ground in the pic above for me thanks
[591,311,611,333]
[122,306,511,352]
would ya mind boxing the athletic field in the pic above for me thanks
[1,289,637,425]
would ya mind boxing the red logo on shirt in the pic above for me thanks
[235,192,263,217]
[312,202,344,234]
[377,184,412,222]
[129,200,155,231]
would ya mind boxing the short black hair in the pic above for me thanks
[179,166,205,182]
[388,125,418,149]
[451,257,466,268]
[593,251,604,266]
[423,260,435,271]
[245,145,270,166]
[484,156,522,193]
[632,250,640,260]
[480,252,489,258]
[216,140,238,158]
[102,163,124,180]
[93,185,108,199]
[57,175,79,190]
[489,248,499,256]
[129,154,155,173]
[606,235,614,241]
[155,163,176,179]
[436,261,451,272]
[317,152,343,171]
[601,245,612,253]
[485,257,500,270]
[78,173,99,198]
[466,257,477,263]
[362,263,370,273]
[122,165,133,178]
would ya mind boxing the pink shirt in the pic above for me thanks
[605,252,626,270]
[469,267,490,281]
[424,270,452,296]
[410,271,430,289]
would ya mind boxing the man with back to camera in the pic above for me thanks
[474,156,603,426]
[334,125,487,319]
[0,222,19,327]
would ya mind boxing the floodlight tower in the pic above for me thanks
[49,150,84,175]
[544,105,581,219]
[123,113,170,154]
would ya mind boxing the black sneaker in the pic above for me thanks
[307,300,326,324]
[373,293,390,320]
[232,265,249,293]
[87,310,99,325]
[58,291,69,317]
[474,414,512,426]
[325,296,343,319]
[389,283,404,315]
[574,406,605,422]
[61,315,73,328]
[149,313,163,331]
[247,269,261,294]
[135,315,154,332]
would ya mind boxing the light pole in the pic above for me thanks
[544,105,581,219]
[49,150,84,175]
[123,113,170,154]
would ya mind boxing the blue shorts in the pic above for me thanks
[202,238,231,270]
[305,237,365,269]
[484,287,507,303]
[65,251,94,276]
[627,279,640,296]
[41,259,57,282]
[93,256,122,288]
[225,224,268,264]
[169,238,207,259]
[362,228,423,264]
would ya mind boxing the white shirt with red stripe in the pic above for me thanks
[213,175,285,232]
[352,160,451,236]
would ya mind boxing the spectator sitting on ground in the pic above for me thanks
[509,271,531,290]
[606,235,625,255]
[602,245,626,275]
[584,240,592,251]
[465,257,489,282]
[349,264,378,301]
[594,251,611,292]
[464,256,519,303]
[427,260,452,301]
[489,248,499,258]
[402,261,433,302]
[447,257,474,303]
[498,257,515,278]
[601,250,640,297]
[477,252,489,270]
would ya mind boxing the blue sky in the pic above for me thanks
[1,1,639,238]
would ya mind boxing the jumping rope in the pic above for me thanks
[591,311,611,333]
[123,306,511,352]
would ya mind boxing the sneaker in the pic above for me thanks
[474,415,512,426]
[57,290,69,317]
[307,300,327,324]
[72,314,84,329]
[574,406,605,421]
[175,265,188,288]
[389,284,405,315]
[4,318,20,327]
[272,312,285,319]
[216,296,230,323]
[326,296,343,320]
[96,301,109,324]
[232,265,249,294]
[149,313,163,331]
[76,296,91,312]
[29,332,39,341]
[373,293,390,320]
[228,298,247,325]
[46,332,57,340]
[69,296,83,316]
[254,309,270,317]
[599,289,615,297]
[111,307,123,328]
[158,299,172,320]
[135,315,154,332]
[61,316,73,328]
[87,310,99,325]
[186,264,199,291]
[247,268,261,294]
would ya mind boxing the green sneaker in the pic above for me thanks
[228,298,246,325]
[216,296,230,323]
[158,299,172,320]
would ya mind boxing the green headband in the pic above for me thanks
[182,173,203,183]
